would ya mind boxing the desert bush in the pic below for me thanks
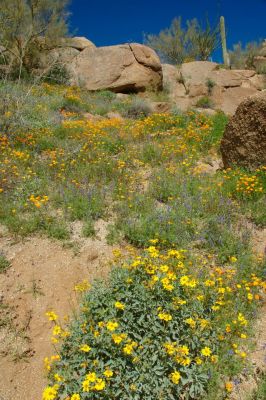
[43,246,265,400]
[123,97,152,119]
[229,40,264,70]
[0,81,66,135]
[43,64,71,85]
[195,96,213,109]
[145,17,220,64]
[206,79,215,95]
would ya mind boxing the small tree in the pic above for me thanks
[194,19,220,61]
[145,17,220,65]
[0,0,70,79]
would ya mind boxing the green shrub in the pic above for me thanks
[43,247,264,400]
[44,64,71,85]
[195,96,213,109]
[206,79,215,95]
[124,98,152,119]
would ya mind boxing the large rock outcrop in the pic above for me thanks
[220,91,266,169]
[38,36,96,68]
[163,61,266,115]
[69,43,163,93]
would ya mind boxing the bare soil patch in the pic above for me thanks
[0,220,117,400]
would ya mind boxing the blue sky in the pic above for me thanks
[69,0,266,61]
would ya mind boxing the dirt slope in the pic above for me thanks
[0,220,116,400]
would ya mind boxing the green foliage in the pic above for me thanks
[204,112,227,147]
[0,0,70,77]
[145,17,220,64]
[195,96,213,109]
[0,253,11,273]
[206,79,215,95]
[82,219,96,237]
[44,247,264,399]
[43,64,71,85]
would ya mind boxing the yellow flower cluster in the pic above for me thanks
[29,194,49,208]
[82,372,106,392]
[45,311,58,321]
[42,384,59,400]
[74,280,91,292]
[158,312,172,321]
[236,174,263,195]
[170,370,181,384]
[112,332,127,344]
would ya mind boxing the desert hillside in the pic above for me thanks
[0,1,266,400]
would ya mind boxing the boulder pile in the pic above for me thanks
[37,36,265,112]
[163,61,266,115]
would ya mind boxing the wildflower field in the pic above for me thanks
[0,81,265,400]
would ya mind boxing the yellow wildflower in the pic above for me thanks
[86,372,97,382]
[158,312,172,322]
[103,369,113,378]
[80,344,91,352]
[211,355,218,363]
[195,357,203,365]
[225,382,233,392]
[52,325,62,336]
[164,342,176,355]
[112,333,127,344]
[115,301,125,310]
[45,311,58,321]
[185,317,196,328]
[93,378,106,391]
[201,347,212,357]
[170,370,181,384]
[106,321,119,331]
[71,395,80,400]
[123,341,137,355]
[42,385,58,400]
[54,373,63,382]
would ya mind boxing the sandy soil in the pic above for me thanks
[0,220,117,400]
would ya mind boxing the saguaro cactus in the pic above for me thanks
[220,16,230,67]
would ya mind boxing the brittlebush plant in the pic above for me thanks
[43,246,265,400]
